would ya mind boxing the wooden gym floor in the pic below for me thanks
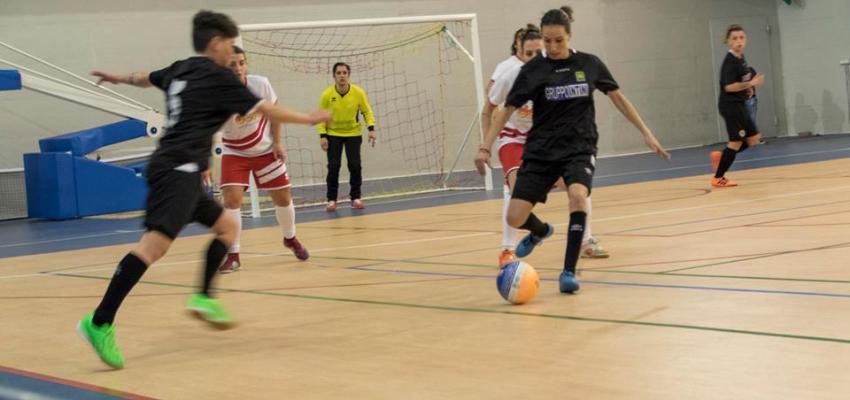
[2,138,850,399]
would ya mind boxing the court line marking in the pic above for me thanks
[0,232,496,280]
[6,152,850,251]
[589,269,850,284]
[51,272,850,345]
[330,252,850,285]
[348,265,850,299]
[0,230,145,249]
[0,191,479,250]
[594,146,850,180]
[601,199,850,235]
[5,180,850,278]
[587,183,850,225]
[4,183,838,252]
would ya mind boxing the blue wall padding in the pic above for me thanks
[24,119,151,220]
[73,157,147,217]
[38,119,147,156]
[0,70,22,91]
[23,152,78,219]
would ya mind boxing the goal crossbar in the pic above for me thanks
[239,14,477,32]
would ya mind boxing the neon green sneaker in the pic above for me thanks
[187,294,235,330]
[76,312,124,369]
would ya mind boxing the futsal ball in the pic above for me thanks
[496,261,540,305]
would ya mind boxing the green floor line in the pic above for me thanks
[55,272,850,346]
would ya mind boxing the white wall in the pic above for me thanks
[0,0,785,169]
[777,0,850,136]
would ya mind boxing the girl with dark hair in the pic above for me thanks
[318,62,377,211]
[477,6,669,293]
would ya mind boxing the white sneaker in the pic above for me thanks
[581,237,610,259]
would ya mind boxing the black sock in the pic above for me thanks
[93,253,148,326]
[564,212,587,274]
[714,147,738,178]
[519,212,549,237]
[202,239,227,297]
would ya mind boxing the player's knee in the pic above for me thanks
[218,231,237,249]
[134,239,170,264]
[215,226,238,249]
[211,212,238,245]
[506,209,527,228]
[223,197,242,209]
[270,189,292,207]
[727,141,742,151]
[567,186,589,211]
[568,193,588,212]
[221,188,244,209]
[506,173,518,189]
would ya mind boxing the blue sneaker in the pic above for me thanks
[559,270,580,293]
[515,223,554,258]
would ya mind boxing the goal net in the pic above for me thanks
[233,14,487,214]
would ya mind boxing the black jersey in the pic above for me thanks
[718,51,752,104]
[506,50,619,162]
[148,56,261,171]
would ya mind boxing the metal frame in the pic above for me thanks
[237,14,490,217]
[0,40,164,137]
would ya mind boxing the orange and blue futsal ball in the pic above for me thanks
[496,261,540,304]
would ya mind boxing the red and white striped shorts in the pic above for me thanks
[220,152,290,190]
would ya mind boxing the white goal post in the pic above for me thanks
[227,13,491,217]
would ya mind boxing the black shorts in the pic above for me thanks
[144,162,223,240]
[719,101,759,142]
[511,155,595,205]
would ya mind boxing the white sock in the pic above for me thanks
[501,184,517,250]
[276,203,296,239]
[583,196,593,245]
[226,208,241,253]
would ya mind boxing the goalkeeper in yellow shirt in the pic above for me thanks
[318,62,377,211]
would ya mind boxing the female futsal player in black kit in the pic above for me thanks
[476,6,670,293]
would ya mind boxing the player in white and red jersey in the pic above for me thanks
[217,46,308,273]
[479,25,536,266]
[477,26,608,267]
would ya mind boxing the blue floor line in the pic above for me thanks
[350,266,850,299]
[3,134,850,258]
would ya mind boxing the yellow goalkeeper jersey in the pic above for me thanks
[317,84,376,137]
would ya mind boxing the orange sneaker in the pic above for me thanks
[498,249,516,267]
[711,177,738,188]
[710,151,721,171]
[352,198,365,209]
[325,201,337,212]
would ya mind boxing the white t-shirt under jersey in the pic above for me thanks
[488,56,532,149]
[490,55,522,83]
[220,75,278,157]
